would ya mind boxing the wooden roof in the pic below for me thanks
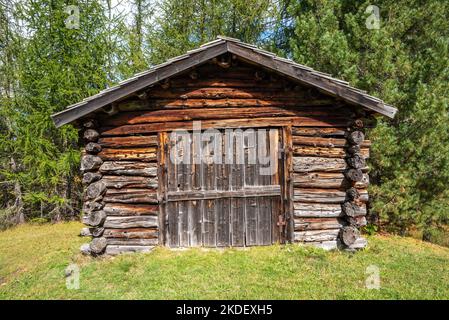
[51,36,397,127]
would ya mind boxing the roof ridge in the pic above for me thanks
[216,35,241,42]
[52,38,397,127]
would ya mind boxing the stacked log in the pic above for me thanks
[79,119,107,255]
[340,119,369,250]
[291,115,371,250]
[292,127,345,248]
[79,118,159,255]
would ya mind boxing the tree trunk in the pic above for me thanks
[10,157,25,224]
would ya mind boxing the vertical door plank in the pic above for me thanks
[244,131,258,246]
[184,133,193,247]
[217,132,231,247]
[231,131,245,246]
[157,132,168,246]
[282,126,294,243]
[270,196,280,243]
[190,131,202,246]
[258,129,272,245]
[270,129,281,244]
[214,132,223,246]
[270,129,280,186]
[203,139,216,247]
[176,134,189,247]
[167,134,179,247]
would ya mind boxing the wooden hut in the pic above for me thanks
[51,37,397,255]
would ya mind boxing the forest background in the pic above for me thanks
[0,0,447,244]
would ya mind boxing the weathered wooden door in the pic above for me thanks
[162,128,283,247]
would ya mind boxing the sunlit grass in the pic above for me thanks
[0,222,448,299]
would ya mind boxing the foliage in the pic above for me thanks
[284,0,449,237]
[145,0,274,64]
[0,0,447,239]
[0,0,112,224]
[0,0,282,227]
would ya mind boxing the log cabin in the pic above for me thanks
[51,36,397,255]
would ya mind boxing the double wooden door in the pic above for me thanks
[161,128,284,247]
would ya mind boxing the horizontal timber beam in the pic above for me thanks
[166,185,281,202]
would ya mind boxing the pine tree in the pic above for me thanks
[0,0,26,226]
[0,0,113,224]
[145,0,273,64]
[286,0,449,238]
[1,0,447,241]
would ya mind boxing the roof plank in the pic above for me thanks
[51,41,228,127]
[51,37,397,127]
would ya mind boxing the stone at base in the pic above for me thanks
[345,237,367,251]
[80,243,91,255]
[105,245,154,255]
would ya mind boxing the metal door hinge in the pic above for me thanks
[277,215,286,227]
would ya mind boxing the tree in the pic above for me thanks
[286,0,449,238]
[0,0,113,225]
[145,0,273,64]
[0,0,26,226]
[0,0,283,227]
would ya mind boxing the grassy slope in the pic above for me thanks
[0,222,448,300]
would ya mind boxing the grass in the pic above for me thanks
[0,222,448,299]
[408,226,449,248]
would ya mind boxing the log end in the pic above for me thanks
[344,168,364,182]
[85,181,107,200]
[85,142,102,154]
[83,119,98,129]
[90,237,107,254]
[83,129,100,142]
[347,130,365,145]
[340,226,360,246]
[84,210,106,227]
[82,172,102,185]
[80,155,103,172]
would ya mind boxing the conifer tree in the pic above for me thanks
[1,0,447,242]
[145,0,273,64]
[0,0,113,224]
[286,0,449,238]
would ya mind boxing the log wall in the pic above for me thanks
[292,122,370,250]
[78,59,371,254]
[79,118,159,255]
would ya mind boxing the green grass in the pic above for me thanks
[0,222,448,299]
[409,226,449,248]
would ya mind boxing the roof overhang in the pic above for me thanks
[51,37,397,127]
